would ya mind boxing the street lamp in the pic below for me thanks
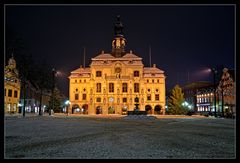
[65,100,71,116]
[50,68,56,116]
[211,68,218,117]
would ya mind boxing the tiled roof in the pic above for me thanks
[71,67,90,74]
[122,53,142,59]
[143,67,164,74]
[92,53,115,60]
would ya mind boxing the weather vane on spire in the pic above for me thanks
[114,15,124,36]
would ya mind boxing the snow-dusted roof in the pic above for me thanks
[71,67,91,74]
[92,53,115,60]
[143,67,164,74]
[122,53,142,60]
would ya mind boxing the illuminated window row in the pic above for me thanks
[74,79,86,83]
[4,88,18,98]
[147,94,160,101]
[146,79,160,83]
[74,93,87,101]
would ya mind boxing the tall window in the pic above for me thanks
[134,83,139,93]
[134,71,139,77]
[122,83,128,93]
[82,94,86,100]
[96,83,101,93]
[152,79,154,83]
[155,94,159,101]
[123,98,127,103]
[75,94,79,100]
[96,71,102,77]
[109,83,114,93]
[96,97,101,102]
[14,90,18,98]
[147,94,151,101]
[8,89,12,97]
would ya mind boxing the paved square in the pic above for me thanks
[4,114,236,159]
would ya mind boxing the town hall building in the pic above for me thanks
[68,16,166,115]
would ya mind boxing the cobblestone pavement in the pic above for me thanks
[4,114,236,159]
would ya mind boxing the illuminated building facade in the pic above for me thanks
[217,68,235,117]
[68,16,166,115]
[4,55,21,113]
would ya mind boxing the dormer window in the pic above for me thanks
[96,71,102,77]
[134,71,139,77]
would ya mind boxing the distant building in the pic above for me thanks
[182,67,235,117]
[68,16,166,115]
[19,81,51,114]
[4,55,21,113]
[217,68,235,117]
[182,81,214,112]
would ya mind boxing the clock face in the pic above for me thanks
[109,97,114,102]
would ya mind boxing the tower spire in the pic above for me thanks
[112,15,127,58]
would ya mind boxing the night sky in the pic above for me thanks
[5,5,235,97]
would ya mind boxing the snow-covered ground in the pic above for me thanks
[4,114,235,159]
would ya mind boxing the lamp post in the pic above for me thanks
[65,100,71,116]
[211,68,217,117]
[50,68,56,116]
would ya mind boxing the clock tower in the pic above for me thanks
[112,15,126,58]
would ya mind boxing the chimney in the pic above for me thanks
[153,64,156,68]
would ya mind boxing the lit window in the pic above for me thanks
[82,94,86,100]
[96,71,102,77]
[134,71,139,77]
[155,94,159,101]
[147,94,151,101]
[14,90,18,98]
[96,83,101,93]
[109,83,114,93]
[122,83,128,93]
[8,89,12,97]
[75,94,79,100]
[134,83,139,93]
